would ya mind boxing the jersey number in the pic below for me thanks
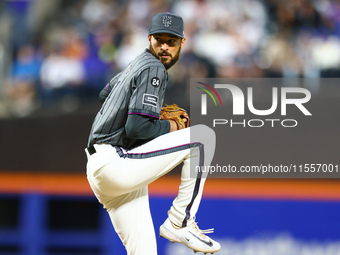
[151,77,160,87]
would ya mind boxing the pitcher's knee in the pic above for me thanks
[191,124,216,146]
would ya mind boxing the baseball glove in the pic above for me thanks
[160,104,190,130]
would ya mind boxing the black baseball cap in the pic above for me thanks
[149,13,184,38]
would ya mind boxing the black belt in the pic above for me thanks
[87,145,96,155]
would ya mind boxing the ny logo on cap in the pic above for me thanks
[163,15,172,27]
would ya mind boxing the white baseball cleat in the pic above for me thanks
[160,218,221,254]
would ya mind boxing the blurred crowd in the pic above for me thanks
[0,0,339,118]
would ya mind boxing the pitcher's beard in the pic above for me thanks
[149,45,181,70]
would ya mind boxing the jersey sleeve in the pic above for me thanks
[125,114,170,140]
[128,65,167,119]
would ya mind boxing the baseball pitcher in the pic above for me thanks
[85,12,221,255]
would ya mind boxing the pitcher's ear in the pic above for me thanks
[180,37,186,50]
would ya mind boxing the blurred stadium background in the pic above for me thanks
[0,0,340,254]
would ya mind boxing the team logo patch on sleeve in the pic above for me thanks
[143,94,158,107]
[151,77,160,87]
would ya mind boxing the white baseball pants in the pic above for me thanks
[85,124,216,255]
